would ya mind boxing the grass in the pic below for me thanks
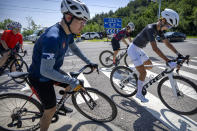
[187,36,197,38]
[83,38,111,42]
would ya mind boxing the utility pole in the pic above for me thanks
[158,0,161,19]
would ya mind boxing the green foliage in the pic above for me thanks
[0,19,13,30]
[84,0,197,35]
[22,17,41,37]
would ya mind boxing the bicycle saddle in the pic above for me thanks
[8,72,29,78]
[70,72,80,77]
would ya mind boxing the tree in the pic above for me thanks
[22,17,41,37]
[0,19,13,30]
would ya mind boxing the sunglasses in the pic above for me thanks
[75,17,87,25]
[126,26,131,30]
[165,24,172,29]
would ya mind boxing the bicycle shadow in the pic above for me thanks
[110,94,169,131]
[0,78,25,93]
[160,109,197,131]
[55,121,114,131]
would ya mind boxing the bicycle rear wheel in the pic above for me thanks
[72,88,117,122]
[124,54,134,67]
[158,76,197,115]
[110,66,138,97]
[99,50,114,67]
[0,93,43,131]
[10,59,28,84]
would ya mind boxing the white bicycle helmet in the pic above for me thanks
[11,21,22,29]
[61,0,90,21]
[161,8,179,27]
[127,22,135,31]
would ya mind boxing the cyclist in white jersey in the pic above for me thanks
[128,8,183,102]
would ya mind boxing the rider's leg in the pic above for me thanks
[28,77,57,131]
[111,38,120,64]
[10,54,19,72]
[40,106,56,131]
[143,59,153,70]
[113,50,119,64]
[127,43,149,102]
[0,51,10,67]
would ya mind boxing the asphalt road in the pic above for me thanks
[0,38,197,131]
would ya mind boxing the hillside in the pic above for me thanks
[83,0,197,36]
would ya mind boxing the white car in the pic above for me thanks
[81,32,100,40]
[28,27,47,43]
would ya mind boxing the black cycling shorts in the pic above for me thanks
[0,44,6,55]
[28,76,69,110]
[28,76,56,109]
[111,38,120,51]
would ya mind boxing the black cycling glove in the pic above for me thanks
[89,62,98,69]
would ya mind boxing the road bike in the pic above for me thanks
[0,65,117,131]
[99,48,132,67]
[0,48,28,84]
[110,55,197,115]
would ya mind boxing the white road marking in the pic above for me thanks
[191,59,197,63]
[77,73,91,87]
[101,67,197,131]
[152,61,197,81]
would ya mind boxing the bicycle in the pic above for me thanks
[99,48,132,67]
[0,64,117,131]
[0,48,28,84]
[110,55,197,115]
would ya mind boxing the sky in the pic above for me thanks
[0,0,132,29]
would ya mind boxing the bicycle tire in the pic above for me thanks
[99,50,114,68]
[10,59,28,84]
[0,93,43,131]
[110,66,138,97]
[72,88,117,122]
[124,54,134,67]
[158,75,197,115]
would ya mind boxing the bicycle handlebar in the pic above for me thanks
[165,55,190,74]
[175,55,190,73]
[79,64,99,75]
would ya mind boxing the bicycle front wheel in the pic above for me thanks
[99,50,114,67]
[72,88,117,122]
[158,76,197,115]
[110,66,138,97]
[0,93,43,131]
[10,59,28,84]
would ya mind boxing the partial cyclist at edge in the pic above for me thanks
[0,21,24,74]
[28,0,97,131]
[127,8,184,102]
[112,22,135,66]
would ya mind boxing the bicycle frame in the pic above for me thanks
[126,64,179,97]
[116,48,127,61]
[15,64,98,115]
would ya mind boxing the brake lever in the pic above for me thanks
[186,55,190,65]
[96,66,99,74]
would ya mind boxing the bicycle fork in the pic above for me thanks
[168,73,178,97]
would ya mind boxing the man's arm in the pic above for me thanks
[40,58,79,88]
[121,38,129,46]
[0,40,9,50]
[150,41,169,62]
[69,42,91,64]
[162,39,180,55]
[128,37,132,43]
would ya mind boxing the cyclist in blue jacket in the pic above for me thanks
[28,0,97,130]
